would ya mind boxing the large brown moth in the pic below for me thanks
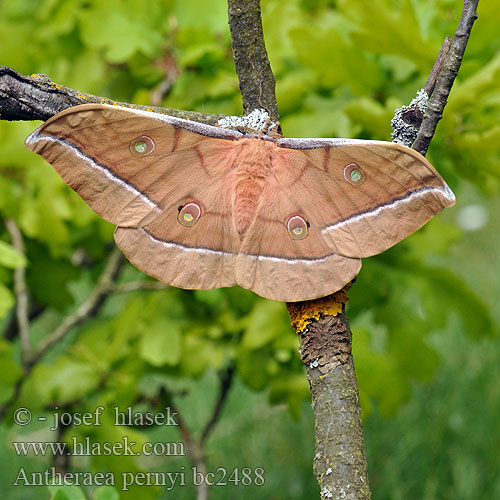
[25,104,455,302]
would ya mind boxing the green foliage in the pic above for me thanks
[48,486,87,500]
[0,0,499,499]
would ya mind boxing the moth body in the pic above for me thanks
[232,138,275,239]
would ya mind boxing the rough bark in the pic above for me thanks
[287,290,370,499]
[227,0,279,123]
[0,66,227,124]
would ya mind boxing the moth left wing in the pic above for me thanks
[275,138,456,258]
[235,172,362,302]
[236,138,455,301]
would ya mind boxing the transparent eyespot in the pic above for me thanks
[129,136,155,156]
[287,215,309,240]
[344,163,365,186]
[178,203,201,227]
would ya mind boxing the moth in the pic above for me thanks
[25,104,455,302]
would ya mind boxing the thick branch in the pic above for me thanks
[0,66,226,124]
[287,290,370,499]
[227,0,279,122]
[228,3,369,498]
[413,0,479,155]
[306,315,370,499]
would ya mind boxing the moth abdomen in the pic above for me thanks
[233,178,265,239]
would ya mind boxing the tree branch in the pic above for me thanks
[0,66,227,125]
[306,315,370,499]
[413,0,479,156]
[227,0,279,123]
[228,3,370,499]
[287,288,371,498]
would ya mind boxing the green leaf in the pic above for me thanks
[353,326,411,417]
[78,0,165,63]
[0,282,14,321]
[0,240,27,269]
[0,339,23,404]
[281,93,357,138]
[337,0,438,72]
[139,318,182,366]
[343,96,397,139]
[416,265,497,339]
[172,0,228,31]
[269,373,309,419]
[94,486,120,500]
[27,358,101,406]
[51,492,72,500]
[48,485,86,500]
[240,301,290,351]
[237,349,271,391]
[25,241,80,310]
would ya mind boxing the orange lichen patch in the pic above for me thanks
[286,285,351,334]
[77,93,89,100]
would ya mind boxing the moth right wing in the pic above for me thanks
[26,104,245,291]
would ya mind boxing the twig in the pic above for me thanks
[162,392,209,500]
[155,367,234,500]
[5,219,31,363]
[424,36,452,96]
[0,247,124,418]
[0,66,227,124]
[27,247,124,367]
[413,0,479,156]
[201,365,235,445]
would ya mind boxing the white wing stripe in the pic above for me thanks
[322,185,455,234]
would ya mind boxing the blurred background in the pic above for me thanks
[0,0,499,499]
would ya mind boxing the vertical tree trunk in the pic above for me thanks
[288,294,371,499]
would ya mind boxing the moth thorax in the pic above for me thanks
[235,138,274,178]
[233,178,265,240]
